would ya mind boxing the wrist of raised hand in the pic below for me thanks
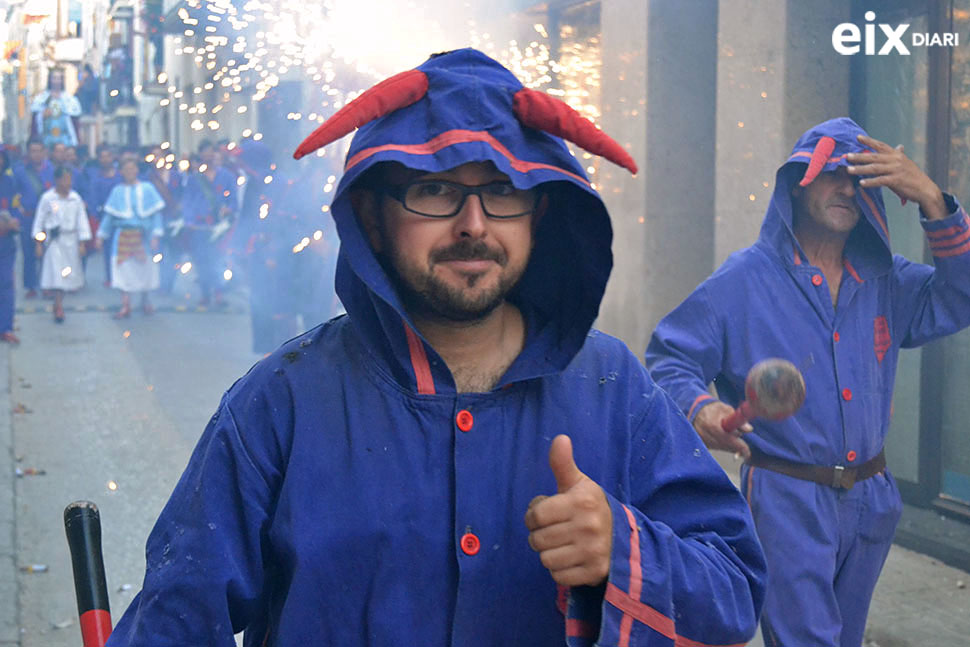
[919,187,948,221]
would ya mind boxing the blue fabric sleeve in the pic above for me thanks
[106,394,279,646]
[644,282,724,421]
[565,383,765,646]
[894,196,970,348]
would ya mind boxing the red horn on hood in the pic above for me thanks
[798,136,837,187]
[292,70,430,160]
[512,87,637,175]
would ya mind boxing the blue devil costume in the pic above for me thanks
[13,158,53,291]
[0,150,21,333]
[108,49,765,646]
[646,118,970,647]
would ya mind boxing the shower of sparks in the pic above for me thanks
[163,1,605,243]
[167,2,600,143]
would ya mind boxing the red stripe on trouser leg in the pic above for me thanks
[79,608,112,647]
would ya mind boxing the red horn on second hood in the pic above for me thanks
[292,69,430,160]
[512,87,637,175]
[798,136,837,187]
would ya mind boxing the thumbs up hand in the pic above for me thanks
[524,435,613,587]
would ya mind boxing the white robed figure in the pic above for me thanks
[98,159,165,318]
[32,167,92,322]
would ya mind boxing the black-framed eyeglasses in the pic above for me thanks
[383,179,539,219]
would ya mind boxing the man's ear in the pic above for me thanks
[350,188,383,252]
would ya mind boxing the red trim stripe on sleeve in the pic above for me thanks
[928,227,970,252]
[608,505,747,647]
[925,213,970,239]
[932,238,970,258]
[606,583,748,647]
[687,394,714,421]
[621,505,643,646]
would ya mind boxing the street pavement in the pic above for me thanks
[3,251,260,646]
[1,250,969,646]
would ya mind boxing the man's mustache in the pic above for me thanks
[431,240,506,265]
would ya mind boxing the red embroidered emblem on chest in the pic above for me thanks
[874,316,890,363]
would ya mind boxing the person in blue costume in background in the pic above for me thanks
[98,158,165,318]
[142,145,183,294]
[0,149,22,343]
[81,144,121,281]
[646,118,970,647]
[231,139,302,353]
[107,49,766,647]
[283,156,344,329]
[180,140,236,306]
[14,139,54,298]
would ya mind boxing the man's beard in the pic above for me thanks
[382,237,526,323]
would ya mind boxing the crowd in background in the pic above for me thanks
[0,135,342,354]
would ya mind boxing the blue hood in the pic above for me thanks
[324,48,614,395]
[756,117,892,279]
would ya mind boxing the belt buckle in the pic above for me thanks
[832,465,846,489]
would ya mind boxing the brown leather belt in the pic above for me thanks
[746,448,886,490]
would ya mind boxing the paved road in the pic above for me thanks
[10,254,260,646]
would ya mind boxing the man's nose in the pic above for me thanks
[453,194,488,238]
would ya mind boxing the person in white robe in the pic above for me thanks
[31,166,91,323]
[97,159,165,318]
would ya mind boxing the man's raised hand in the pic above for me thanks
[847,134,947,221]
[524,435,613,587]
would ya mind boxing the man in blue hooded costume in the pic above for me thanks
[646,118,970,646]
[107,49,765,647]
